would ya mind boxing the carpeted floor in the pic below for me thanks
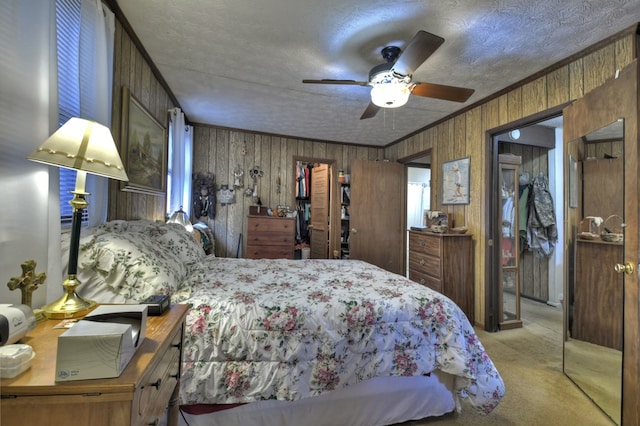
[398,298,616,426]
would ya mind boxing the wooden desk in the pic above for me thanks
[1,304,188,426]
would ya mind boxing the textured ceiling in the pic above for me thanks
[116,0,640,147]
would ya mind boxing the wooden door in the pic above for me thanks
[563,61,638,425]
[309,164,329,258]
[349,159,405,274]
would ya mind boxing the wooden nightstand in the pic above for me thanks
[0,304,188,426]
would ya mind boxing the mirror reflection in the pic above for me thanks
[565,119,624,424]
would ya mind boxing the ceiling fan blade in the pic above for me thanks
[411,82,475,103]
[360,102,379,120]
[391,31,444,76]
[302,79,369,86]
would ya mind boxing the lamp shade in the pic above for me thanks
[168,207,193,232]
[370,83,410,108]
[28,117,128,181]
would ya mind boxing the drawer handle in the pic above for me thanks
[420,279,425,284]
[420,241,426,247]
[419,259,425,266]
[151,378,162,389]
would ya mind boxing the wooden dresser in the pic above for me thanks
[408,230,474,322]
[1,304,188,426]
[246,215,295,259]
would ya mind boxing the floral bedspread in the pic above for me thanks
[172,258,504,414]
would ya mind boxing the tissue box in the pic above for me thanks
[55,305,147,381]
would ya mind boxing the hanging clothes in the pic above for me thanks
[526,173,558,257]
[518,172,531,252]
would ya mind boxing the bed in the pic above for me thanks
[72,220,504,426]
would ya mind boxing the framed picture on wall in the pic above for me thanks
[120,86,167,195]
[442,156,470,205]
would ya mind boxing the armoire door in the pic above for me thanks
[309,164,329,258]
[349,159,405,275]
[563,60,639,425]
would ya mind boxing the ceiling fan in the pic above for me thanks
[303,30,475,119]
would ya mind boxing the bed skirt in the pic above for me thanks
[178,370,457,426]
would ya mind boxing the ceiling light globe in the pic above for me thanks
[370,84,410,108]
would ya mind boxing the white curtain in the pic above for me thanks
[168,107,193,217]
[407,183,430,227]
[79,0,115,226]
[0,0,60,307]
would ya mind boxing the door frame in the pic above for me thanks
[484,106,568,331]
[292,156,338,259]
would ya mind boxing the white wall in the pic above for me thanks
[0,2,62,308]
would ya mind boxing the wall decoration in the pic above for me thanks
[442,156,470,205]
[120,86,167,195]
[217,185,236,205]
[233,164,244,188]
[246,166,264,198]
[193,172,216,219]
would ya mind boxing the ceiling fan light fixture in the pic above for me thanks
[370,83,410,108]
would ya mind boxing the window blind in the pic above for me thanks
[55,0,87,224]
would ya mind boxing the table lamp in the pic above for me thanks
[167,207,193,232]
[28,117,129,319]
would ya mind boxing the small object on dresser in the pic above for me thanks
[140,294,171,316]
[0,344,35,378]
[449,226,468,234]
[431,225,448,233]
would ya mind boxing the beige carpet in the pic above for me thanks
[398,298,615,426]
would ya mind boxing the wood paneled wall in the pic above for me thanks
[192,126,384,257]
[384,26,637,327]
[107,17,176,222]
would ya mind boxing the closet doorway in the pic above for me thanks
[489,116,564,332]
[293,157,337,259]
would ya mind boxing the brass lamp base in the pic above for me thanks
[42,275,97,319]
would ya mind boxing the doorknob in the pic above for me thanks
[614,262,634,275]
[351,228,357,233]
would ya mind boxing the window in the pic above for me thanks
[55,0,85,224]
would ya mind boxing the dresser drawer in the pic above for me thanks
[247,230,294,246]
[408,251,442,279]
[408,232,441,257]
[136,333,181,424]
[409,269,443,293]
[248,217,294,234]
[246,244,293,259]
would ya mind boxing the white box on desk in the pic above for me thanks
[55,304,148,381]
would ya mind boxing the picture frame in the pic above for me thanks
[441,156,470,205]
[120,86,167,195]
